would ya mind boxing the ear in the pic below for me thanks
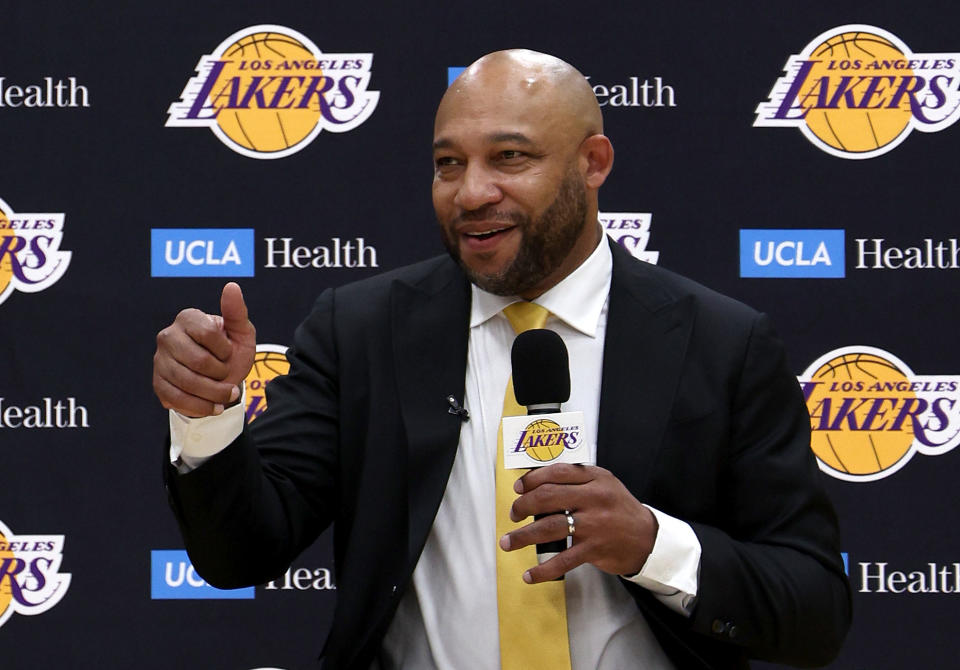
[579,134,614,189]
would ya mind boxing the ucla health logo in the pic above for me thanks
[0,520,71,628]
[0,196,70,307]
[601,212,659,264]
[151,550,254,599]
[755,25,960,158]
[245,344,290,423]
[151,228,255,277]
[740,229,844,277]
[799,346,960,482]
[167,25,379,159]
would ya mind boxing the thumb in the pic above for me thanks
[220,282,253,337]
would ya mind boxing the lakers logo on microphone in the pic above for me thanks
[245,344,290,423]
[513,418,581,462]
[167,25,379,159]
[799,346,960,481]
[502,411,590,469]
[755,25,960,159]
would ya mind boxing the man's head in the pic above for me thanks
[432,49,614,299]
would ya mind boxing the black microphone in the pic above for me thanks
[511,329,570,572]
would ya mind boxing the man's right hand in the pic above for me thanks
[153,282,257,418]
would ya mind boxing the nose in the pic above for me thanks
[453,162,503,210]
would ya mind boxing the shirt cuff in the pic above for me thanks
[168,383,246,472]
[622,505,701,616]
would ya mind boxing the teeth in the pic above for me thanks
[465,227,508,236]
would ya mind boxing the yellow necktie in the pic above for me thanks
[496,301,572,670]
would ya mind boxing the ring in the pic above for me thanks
[565,510,576,537]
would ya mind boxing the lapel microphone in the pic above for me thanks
[511,329,571,571]
[447,395,470,422]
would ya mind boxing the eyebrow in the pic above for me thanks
[432,132,536,151]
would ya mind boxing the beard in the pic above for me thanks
[438,167,589,296]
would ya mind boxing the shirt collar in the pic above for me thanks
[470,234,613,337]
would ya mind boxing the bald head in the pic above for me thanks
[431,49,614,298]
[437,49,603,141]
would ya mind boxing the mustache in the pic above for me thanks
[453,207,525,226]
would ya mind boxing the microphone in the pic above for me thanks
[511,329,571,570]
[511,329,570,412]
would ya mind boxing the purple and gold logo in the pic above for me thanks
[0,196,70,307]
[244,344,290,423]
[0,520,71,628]
[799,346,960,481]
[167,25,379,159]
[755,25,960,158]
[512,418,582,463]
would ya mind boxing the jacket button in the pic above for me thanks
[711,619,737,638]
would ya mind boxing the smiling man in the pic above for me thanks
[154,50,851,669]
[432,51,605,299]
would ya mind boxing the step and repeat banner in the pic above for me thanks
[2,1,958,668]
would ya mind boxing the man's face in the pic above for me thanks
[432,83,593,298]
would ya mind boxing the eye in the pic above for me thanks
[499,150,525,161]
[434,155,463,176]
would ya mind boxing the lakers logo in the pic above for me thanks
[0,196,70,307]
[600,212,659,265]
[512,418,581,463]
[244,344,290,423]
[755,25,960,159]
[799,347,960,481]
[0,520,71,628]
[167,25,379,159]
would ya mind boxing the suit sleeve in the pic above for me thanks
[163,288,341,589]
[683,313,852,666]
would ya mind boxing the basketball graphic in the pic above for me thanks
[0,531,13,617]
[0,209,14,298]
[213,32,323,154]
[0,197,70,308]
[801,32,913,153]
[0,520,71,629]
[244,344,290,423]
[166,25,380,159]
[805,351,915,477]
[755,25,960,159]
[799,346,960,482]
[522,418,566,462]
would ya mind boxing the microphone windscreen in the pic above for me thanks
[511,329,570,406]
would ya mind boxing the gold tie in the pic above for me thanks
[496,301,572,670]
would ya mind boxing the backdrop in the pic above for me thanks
[2,1,959,668]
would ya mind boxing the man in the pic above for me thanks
[153,50,851,669]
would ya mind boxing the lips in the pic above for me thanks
[464,226,512,241]
[458,222,518,252]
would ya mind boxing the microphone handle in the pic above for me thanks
[527,404,567,579]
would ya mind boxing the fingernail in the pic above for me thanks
[213,403,224,416]
[514,479,524,494]
[229,385,240,402]
[499,535,510,551]
[522,571,532,584]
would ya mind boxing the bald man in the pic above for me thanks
[155,50,851,669]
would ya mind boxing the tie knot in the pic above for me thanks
[503,301,550,333]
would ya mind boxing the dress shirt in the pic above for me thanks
[169,234,701,669]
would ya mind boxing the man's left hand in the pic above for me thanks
[499,463,659,583]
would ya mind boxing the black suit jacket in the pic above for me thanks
[165,239,851,669]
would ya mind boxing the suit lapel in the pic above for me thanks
[390,258,471,571]
[598,241,695,498]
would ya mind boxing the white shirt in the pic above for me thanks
[170,236,701,670]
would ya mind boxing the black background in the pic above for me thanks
[1,1,958,668]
